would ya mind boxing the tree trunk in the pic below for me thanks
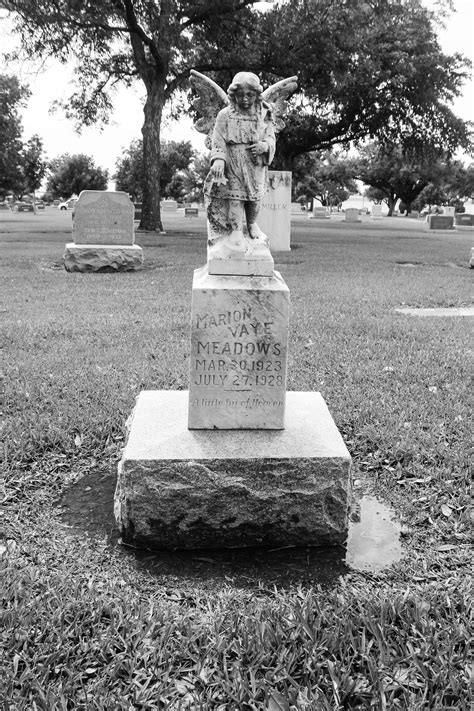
[386,194,397,216]
[140,84,165,232]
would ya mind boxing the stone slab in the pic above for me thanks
[161,200,178,212]
[309,207,329,219]
[395,307,474,317]
[426,215,454,230]
[114,390,352,549]
[258,170,292,251]
[344,208,361,222]
[371,205,383,218]
[63,244,143,272]
[189,266,289,428]
[208,255,274,276]
[72,190,134,245]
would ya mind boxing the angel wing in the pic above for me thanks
[262,75,298,133]
[190,70,228,148]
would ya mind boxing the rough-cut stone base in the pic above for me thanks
[64,243,143,272]
[208,256,274,276]
[114,390,352,550]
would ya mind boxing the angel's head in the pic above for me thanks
[228,72,263,112]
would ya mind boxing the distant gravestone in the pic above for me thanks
[64,190,143,272]
[0,202,9,210]
[345,208,361,223]
[291,202,303,214]
[454,213,474,231]
[259,171,292,251]
[162,200,178,212]
[371,204,383,219]
[310,206,329,219]
[406,210,419,219]
[426,215,454,231]
[443,206,455,216]
[72,191,134,245]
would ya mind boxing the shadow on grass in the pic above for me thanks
[61,468,402,590]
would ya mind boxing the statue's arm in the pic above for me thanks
[210,110,228,164]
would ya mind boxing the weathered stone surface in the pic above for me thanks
[455,213,474,230]
[344,208,361,222]
[161,200,178,212]
[208,253,274,276]
[188,266,289,428]
[425,215,454,231]
[371,205,383,218]
[309,206,329,219]
[63,243,143,272]
[72,190,134,245]
[114,390,352,549]
[259,171,292,251]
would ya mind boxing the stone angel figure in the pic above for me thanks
[190,70,298,274]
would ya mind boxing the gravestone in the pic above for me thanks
[258,171,292,251]
[406,210,419,219]
[188,267,289,429]
[443,206,455,216]
[0,202,9,210]
[291,202,303,214]
[426,215,454,231]
[310,206,330,219]
[64,191,143,272]
[371,204,383,219]
[115,70,351,550]
[161,199,178,212]
[345,208,361,223]
[454,213,474,231]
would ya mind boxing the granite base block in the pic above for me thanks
[114,390,352,550]
[64,243,143,272]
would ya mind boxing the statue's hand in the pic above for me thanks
[211,159,225,179]
[249,142,268,158]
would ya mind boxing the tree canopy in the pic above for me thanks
[0,74,30,197]
[115,139,194,202]
[3,0,472,226]
[292,151,358,207]
[46,154,108,198]
[21,134,47,203]
[355,142,465,214]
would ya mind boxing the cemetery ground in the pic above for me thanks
[2,208,471,709]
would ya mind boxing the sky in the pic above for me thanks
[0,0,472,181]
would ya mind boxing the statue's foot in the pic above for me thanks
[248,223,269,244]
[208,231,247,260]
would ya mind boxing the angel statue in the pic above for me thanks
[190,70,298,274]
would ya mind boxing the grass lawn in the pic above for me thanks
[2,210,472,709]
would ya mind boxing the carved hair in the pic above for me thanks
[227,72,263,105]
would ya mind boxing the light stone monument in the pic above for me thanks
[64,191,143,272]
[345,208,361,223]
[114,71,352,550]
[258,171,292,251]
[371,204,383,219]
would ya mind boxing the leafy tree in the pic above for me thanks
[293,152,358,208]
[256,0,472,168]
[114,139,194,202]
[46,154,108,198]
[3,0,266,231]
[5,1,472,231]
[0,74,30,198]
[412,163,474,213]
[355,143,458,215]
[21,134,47,209]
